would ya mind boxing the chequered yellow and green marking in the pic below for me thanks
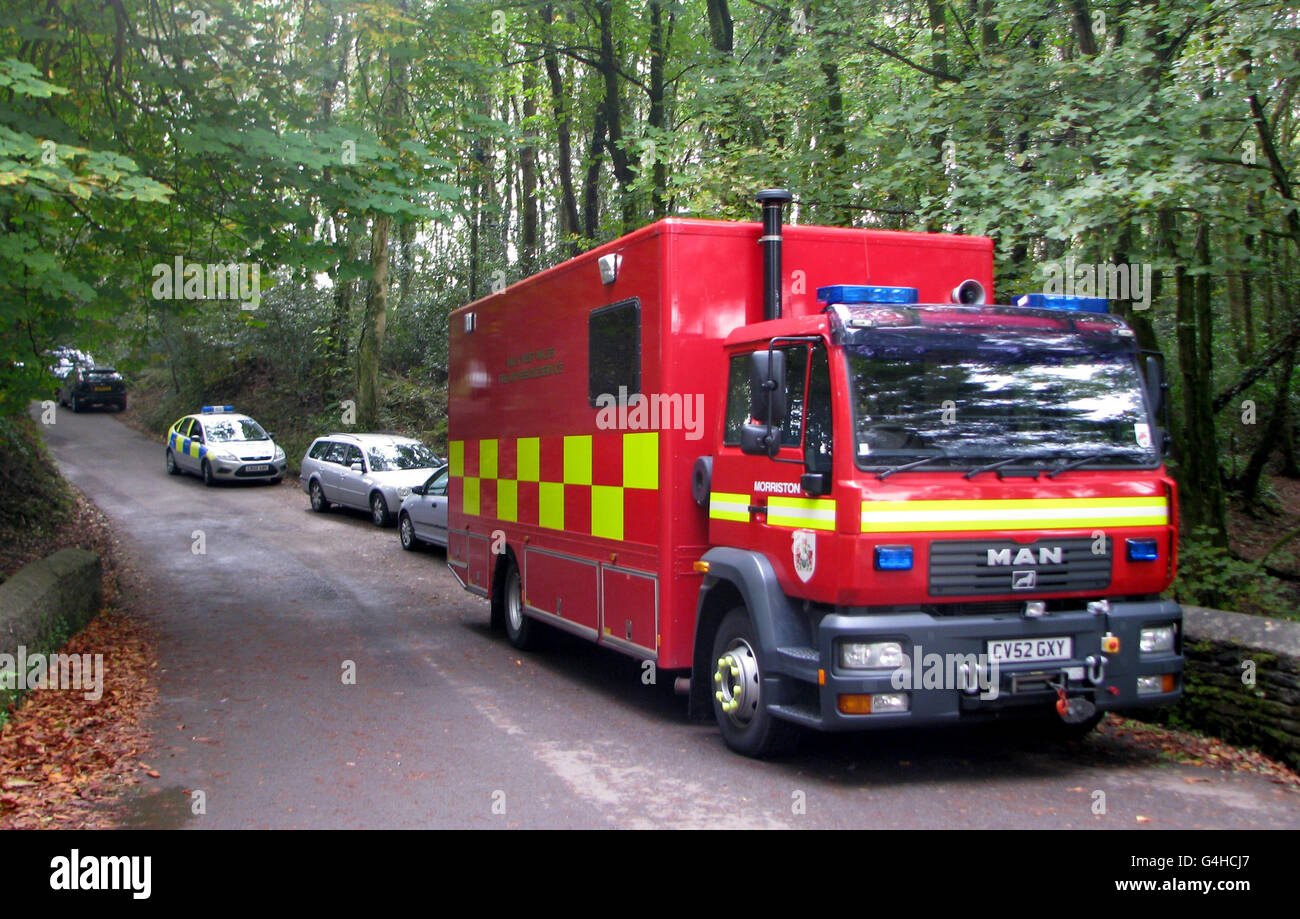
[450,432,659,543]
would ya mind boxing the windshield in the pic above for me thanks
[367,442,439,471]
[845,330,1157,471]
[204,418,269,443]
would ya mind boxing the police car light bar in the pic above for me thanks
[201,405,235,414]
[818,285,919,305]
[1015,293,1109,314]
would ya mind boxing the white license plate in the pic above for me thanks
[244,464,270,473]
[987,637,1072,664]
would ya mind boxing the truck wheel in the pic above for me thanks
[710,607,799,758]
[310,480,330,512]
[503,561,538,651]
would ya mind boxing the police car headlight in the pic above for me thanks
[211,449,238,462]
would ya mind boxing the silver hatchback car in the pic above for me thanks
[301,433,443,526]
[398,465,450,549]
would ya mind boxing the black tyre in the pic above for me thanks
[71,395,81,413]
[165,450,180,476]
[399,513,418,551]
[201,459,216,487]
[370,492,392,527]
[709,607,800,758]
[268,476,281,486]
[502,560,539,650]
[309,479,330,512]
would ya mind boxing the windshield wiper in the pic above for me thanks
[1046,450,1142,479]
[877,451,954,481]
[963,451,1066,480]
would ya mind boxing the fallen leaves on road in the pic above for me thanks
[1104,716,1300,787]
[0,477,159,829]
[0,612,156,828]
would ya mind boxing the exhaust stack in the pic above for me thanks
[756,188,793,321]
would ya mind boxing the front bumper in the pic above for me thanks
[209,458,287,480]
[765,599,1183,731]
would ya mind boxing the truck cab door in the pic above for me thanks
[710,341,837,593]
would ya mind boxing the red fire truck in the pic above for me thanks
[447,190,1183,757]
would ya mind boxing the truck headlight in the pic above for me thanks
[839,641,904,670]
[1140,624,1176,654]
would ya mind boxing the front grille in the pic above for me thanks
[929,536,1111,596]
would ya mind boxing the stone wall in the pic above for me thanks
[1173,605,1300,770]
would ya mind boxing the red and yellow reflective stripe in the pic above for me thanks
[767,496,836,531]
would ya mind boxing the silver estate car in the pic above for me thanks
[398,465,449,549]
[301,433,443,527]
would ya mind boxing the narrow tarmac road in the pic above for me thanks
[39,408,1300,828]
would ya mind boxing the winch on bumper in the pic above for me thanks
[765,599,1183,731]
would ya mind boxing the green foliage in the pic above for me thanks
[1174,527,1294,619]
[0,414,73,535]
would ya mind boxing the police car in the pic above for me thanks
[165,406,287,486]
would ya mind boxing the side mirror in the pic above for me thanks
[350,462,364,473]
[1144,355,1165,418]
[748,349,787,425]
[741,348,787,457]
[740,423,781,457]
[411,485,426,496]
[800,472,830,495]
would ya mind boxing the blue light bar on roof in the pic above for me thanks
[1015,293,1109,313]
[818,284,919,305]
[201,405,234,413]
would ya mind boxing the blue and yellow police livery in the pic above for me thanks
[165,406,287,486]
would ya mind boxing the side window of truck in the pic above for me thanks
[722,345,807,447]
[805,345,833,472]
[589,298,640,406]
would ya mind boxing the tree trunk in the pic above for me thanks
[647,0,669,219]
[519,65,539,273]
[358,213,391,429]
[1168,211,1227,545]
[541,6,580,252]
[597,0,635,230]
